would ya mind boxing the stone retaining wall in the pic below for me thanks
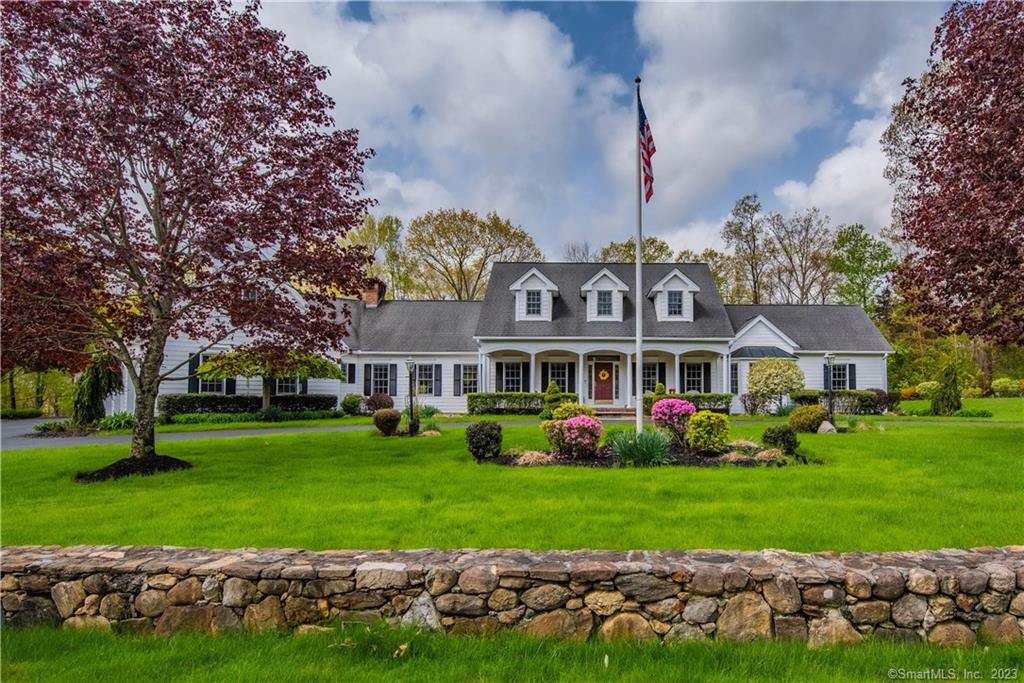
[3,545,1023,647]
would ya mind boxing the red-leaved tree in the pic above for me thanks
[887,1,1024,344]
[1,1,372,468]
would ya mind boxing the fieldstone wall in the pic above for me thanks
[2,545,1023,647]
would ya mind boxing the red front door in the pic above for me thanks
[594,363,613,401]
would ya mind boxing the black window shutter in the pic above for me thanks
[632,362,637,390]
[363,364,372,395]
[300,378,308,394]
[388,364,397,395]
[269,378,277,396]
[347,363,356,385]
[567,362,576,393]
[522,362,530,392]
[225,378,236,395]
[454,365,462,396]
[702,362,711,393]
[823,364,831,390]
[187,354,200,393]
[658,362,666,386]
[434,364,442,396]
[848,364,856,390]
[496,362,504,392]
[541,362,549,390]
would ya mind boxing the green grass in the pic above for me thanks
[3,422,1021,552]
[98,412,539,435]
[4,625,1023,683]
[898,397,1023,422]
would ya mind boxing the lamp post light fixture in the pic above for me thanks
[824,352,835,425]
[404,356,418,437]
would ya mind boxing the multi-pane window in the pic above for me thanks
[830,364,848,391]
[525,290,542,316]
[596,291,613,317]
[549,363,568,392]
[276,377,297,394]
[685,363,704,393]
[416,364,434,395]
[642,362,659,394]
[199,354,224,394]
[372,364,390,395]
[730,363,739,395]
[462,365,478,394]
[667,291,684,317]
[503,363,522,392]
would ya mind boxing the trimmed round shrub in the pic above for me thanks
[366,393,394,412]
[865,388,890,413]
[373,408,401,436]
[465,421,502,460]
[915,381,940,400]
[991,377,1021,397]
[961,386,984,399]
[651,398,696,446]
[560,415,603,459]
[788,405,829,433]
[608,428,670,467]
[762,425,799,455]
[543,381,563,414]
[687,410,729,454]
[551,402,595,420]
[654,382,666,396]
[341,393,362,416]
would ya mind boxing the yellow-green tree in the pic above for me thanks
[597,236,673,263]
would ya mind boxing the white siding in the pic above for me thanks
[351,353,480,412]
[730,320,795,354]
[796,354,888,391]
[584,273,624,322]
[654,291,694,322]
[514,273,554,322]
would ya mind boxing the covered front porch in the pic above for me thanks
[477,341,732,409]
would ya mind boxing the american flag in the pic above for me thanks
[638,93,656,202]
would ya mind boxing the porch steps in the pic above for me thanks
[592,407,636,419]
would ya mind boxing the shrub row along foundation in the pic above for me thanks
[2,545,1023,647]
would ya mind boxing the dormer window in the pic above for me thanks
[525,290,542,316]
[667,291,684,317]
[596,291,613,317]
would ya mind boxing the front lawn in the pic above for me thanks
[4,625,1022,683]
[897,396,1023,422]
[2,422,1020,552]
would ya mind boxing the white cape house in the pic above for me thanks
[107,262,892,414]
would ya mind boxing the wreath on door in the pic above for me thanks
[597,369,610,381]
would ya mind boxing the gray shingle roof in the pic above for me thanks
[345,300,482,352]
[475,262,735,338]
[725,305,892,352]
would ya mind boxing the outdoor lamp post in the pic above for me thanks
[824,352,835,425]
[404,356,418,437]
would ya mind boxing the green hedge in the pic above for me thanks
[788,389,885,415]
[0,408,44,420]
[466,392,577,415]
[157,393,337,416]
[789,390,822,406]
[643,392,732,414]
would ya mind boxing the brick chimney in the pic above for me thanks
[360,279,387,308]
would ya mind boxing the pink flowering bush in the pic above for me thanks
[651,398,696,446]
[543,415,603,458]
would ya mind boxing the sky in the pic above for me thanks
[257,1,946,258]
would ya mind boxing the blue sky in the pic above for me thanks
[260,1,946,256]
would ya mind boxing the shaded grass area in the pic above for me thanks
[897,397,1023,422]
[4,626,1024,683]
[2,422,1021,552]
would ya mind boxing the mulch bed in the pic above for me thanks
[29,427,94,438]
[76,455,193,483]
[485,447,738,469]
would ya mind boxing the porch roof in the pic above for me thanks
[730,346,797,360]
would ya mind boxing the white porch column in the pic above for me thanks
[626,352,633,407]
[673,352,681,393]
[721,352,729,394]
[578,352,585,402]
[529,352,537,392]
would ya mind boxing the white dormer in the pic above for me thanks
[580,268,629,322]
[509,267,558,321]
[648,269,700,322]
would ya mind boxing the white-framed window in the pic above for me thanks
[830,364,848,391]
[596,290,613,317]
[684,363,704,393]
[503,363,522,392]
[416,364,434,395]
[276,376,298,394]
[462,365,478,394]
[525,290,542,316]
[549,362,569,392]
[199,354,224,394]
[642,362,659,394]
[667,290,684,317]
[730,363,739,395]
[372,364,390,395]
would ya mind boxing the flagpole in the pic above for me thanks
[634,75,643,434]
